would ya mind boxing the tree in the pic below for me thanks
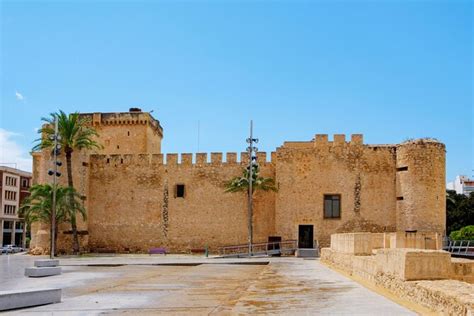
[33,110,101,254]
[446,190,474,235]
[225,164,278,194]
[450,225,474,241]
[225,164,277,252]
[19,184,86,255]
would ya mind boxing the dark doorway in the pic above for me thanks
[298,225,314,248]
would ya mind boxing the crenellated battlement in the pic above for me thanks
[79,111,163,137]
[313,134,364,146]
[89,151,276,167]
[282,134,365,149]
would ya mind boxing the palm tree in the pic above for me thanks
[33,110,101,254]
[20,184,86,255]
[225,164,278,194]
[225,164,277,253]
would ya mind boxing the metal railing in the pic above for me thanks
[218,240,298,258]
[443,239,474,257]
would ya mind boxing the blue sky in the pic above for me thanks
[0,0,472,180]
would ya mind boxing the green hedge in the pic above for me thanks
[450,225,474,241]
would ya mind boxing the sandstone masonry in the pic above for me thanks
[30,110,447,254]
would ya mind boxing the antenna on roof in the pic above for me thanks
[0,163,18,169]
[197,120,200,153]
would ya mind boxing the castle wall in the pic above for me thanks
[29,110,447,254]
[86,153,276,252]
[275,134,398,247]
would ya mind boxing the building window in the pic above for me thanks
[176,184,185,198]
[324,194,341,219]
[4,205,16,215]
[21,178,29,188]
[5,176,17,187]
[5,190,16,201]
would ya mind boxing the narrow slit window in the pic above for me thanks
[396,166,408,172]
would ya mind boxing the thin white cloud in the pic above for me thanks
[15,91,25,101]
[0,128,32,171]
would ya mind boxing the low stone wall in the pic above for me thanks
[352,255,378,283]
[452,258,474,284]
[321,247,474,315]
[330,233,372,255]
[330,232,442,254]
[387,232,441,250]
[375,248,452,281]
[378,275,474,315]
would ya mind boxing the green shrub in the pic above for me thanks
[450,225,474,241]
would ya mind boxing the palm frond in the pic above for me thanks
[32,110,103,153]
[224,164,278,194]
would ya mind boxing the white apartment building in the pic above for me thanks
[0,166,32,247]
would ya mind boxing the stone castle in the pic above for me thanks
[30,109,446,253]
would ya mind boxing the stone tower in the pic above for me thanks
[396,139,446,234]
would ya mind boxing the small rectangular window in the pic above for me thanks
[396,166,408,172]
[176,184,185,198]
[397,196,404,201]
[324,194,341,219]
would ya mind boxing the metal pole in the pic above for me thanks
[248,120,254,257]
[50,117,58,259]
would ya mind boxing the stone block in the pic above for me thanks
[451,258,474,284]
[296,248,319,258]
[34,259,59,267]
[375,248,451,281]
[0,288,61,311]
[353,255,378,282]
[25,266,62,277]
[330,233,372,255]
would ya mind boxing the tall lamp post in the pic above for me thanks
[246,120,258,256]
[47,117,62,258]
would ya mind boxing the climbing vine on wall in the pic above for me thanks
[354,174,361,213]
[162,181,169,238]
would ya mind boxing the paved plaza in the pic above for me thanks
[1,254,416,315]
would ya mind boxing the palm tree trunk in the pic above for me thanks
[66,150,80,254]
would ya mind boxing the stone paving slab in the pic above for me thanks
[1,255,416,315]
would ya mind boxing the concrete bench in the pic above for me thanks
[25,266,62,277]
[149,247,167,255]
[34,259,59,267]
[0,288,61,311]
